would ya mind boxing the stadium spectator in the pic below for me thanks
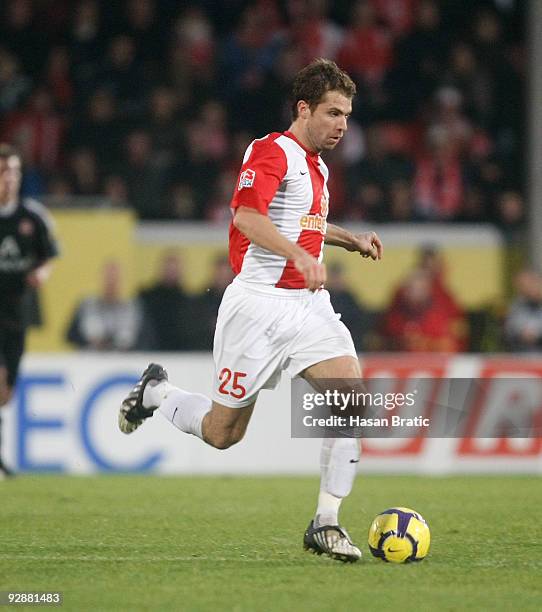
[103,174,129,208]
[172,113,224,218]
[66,260,144,350]
[165,182,197,220]
[260,43,306,130]
[428,86,473,157]
[348,179,385,222]
[146,86,184,165]
[414,125,465,220]
[495,190,525,245]
[346,124,413,216]
[122,0,164,67]
[1,0,46,78]
[139,251,196,351]
[119,130,170,219]
[326,261,372,351]
[190,254,235,350]
[205,169,237,223]
[338,0,393,86]
[0,49,32,114]
[100,34,147,117]
[68,88,123,170]
[167,5,215,113]
[382,244,458,321]
[442,42,493,129]
[68,0,104,106]
[0,0,526,226]
[43,46,74,111]
[386,0,447,120]
[219,2,283,101]
[470,8,524,172]
[372,0,416,37]
[380,266,466,352]
[46,173,74,206]
[287,0,344,65]
[388,178,415,221]
[68,147,101,196]
[417,244,463,319]
[455,185,486,223]
[219,2,284,132]
[189,100,229,164]
[2,87,66,174]
[504,269,542,352]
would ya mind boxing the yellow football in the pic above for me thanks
[368,507,430,563]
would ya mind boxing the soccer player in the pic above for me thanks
[0,144,59,477]
[119,59,383,561]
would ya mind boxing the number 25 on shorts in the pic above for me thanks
[218,368,247,399]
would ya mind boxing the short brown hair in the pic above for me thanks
[0,143,21,162]
[291,59,356,119]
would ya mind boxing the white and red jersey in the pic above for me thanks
[229,130,330,289]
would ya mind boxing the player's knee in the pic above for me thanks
[207,429,244,450]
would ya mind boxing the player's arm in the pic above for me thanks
[26,201,60,288]
[325,223,383,261]
[234,206,326,290]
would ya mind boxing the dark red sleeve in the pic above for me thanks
[230,137,288,215]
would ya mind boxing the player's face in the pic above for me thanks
[305,91,352,152]
[0,156,22,204]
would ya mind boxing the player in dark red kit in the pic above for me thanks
[0,144,59,477]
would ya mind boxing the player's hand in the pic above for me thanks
[26,270,43,288]
[26,263,52,288]
[349,231,383,260]
[294,251,327,291]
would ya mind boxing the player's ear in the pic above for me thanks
[298,100,310,119]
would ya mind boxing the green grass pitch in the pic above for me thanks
[1,475,541,611]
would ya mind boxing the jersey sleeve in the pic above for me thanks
[27,200,60,261]
[37,219,60,261]
[230,138,288,215]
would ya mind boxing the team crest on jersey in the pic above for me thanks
[238,168,256,190]
[19,219,34,236]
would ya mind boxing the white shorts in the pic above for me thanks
[211,278,357,408]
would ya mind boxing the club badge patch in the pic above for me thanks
[238,168,256,190]
[19,219,34,236]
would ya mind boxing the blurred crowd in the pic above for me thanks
[65,252,235,351]
[63,247,542,354]
[3,0,531,354]
[0,0,526,228]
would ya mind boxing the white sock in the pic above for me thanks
[143,380,176,408]
[314,437,360,527]
[315,492,342,527]
[144,381,211,440]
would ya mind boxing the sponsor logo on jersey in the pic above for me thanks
[238,168,256,190]
[299,193,329,234]
[0,235,32,271]
[0,236,20,258]
[300,214,327,234]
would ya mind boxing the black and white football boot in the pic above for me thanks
[303,520,362,562]
[118,363,168,434]
[0,460,15,479]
